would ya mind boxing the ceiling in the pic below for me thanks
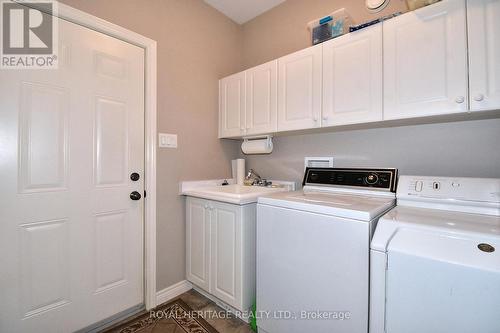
[204,0,286,24]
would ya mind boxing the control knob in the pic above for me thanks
[366,173,378,185]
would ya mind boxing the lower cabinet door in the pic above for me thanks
[186,197,210,291]
[210,201,242,309]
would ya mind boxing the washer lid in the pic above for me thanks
[258,190,395,221]
[371,206,500,251]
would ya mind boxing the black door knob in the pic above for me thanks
[130,172,140,181]
[130,191,141,200]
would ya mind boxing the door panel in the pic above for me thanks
[20,219,71,318]
[245,60,278,135]
[211,202,242,308]
[219,72,245,138]
[467,0,500,111]
[278,45,322,131]
[94,97,128,186]
[186,198,210,291]
[383,0,468,119]
[322,23,383,126]
[0,16,144,333]
[18,82,69,192]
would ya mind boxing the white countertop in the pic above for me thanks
[180,179,295,205]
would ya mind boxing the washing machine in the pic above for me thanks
[370,175,500,333]
[256,167,398,333]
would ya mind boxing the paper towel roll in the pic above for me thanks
[231,159,237,181]
[241,137,273,155]
[236,159,245,185]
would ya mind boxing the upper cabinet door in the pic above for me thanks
[467,0,500,111]
[383,0,468,120]
[278,45,322,131]
[245,60,278,136]
[322,23,383,126]
[219,72,245,138]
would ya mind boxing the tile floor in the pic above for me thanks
[105,289,254,333]
[177,289,254,333]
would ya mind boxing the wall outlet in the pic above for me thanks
[159,133,177,148]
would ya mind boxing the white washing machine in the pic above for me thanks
[370,176,500,333]
[256,168,398,333]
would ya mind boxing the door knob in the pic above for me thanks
[130,172,140,181]
[130,191,142,200]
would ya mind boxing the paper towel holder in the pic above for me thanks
[241,135,273,155]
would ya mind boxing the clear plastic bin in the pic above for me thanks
[307,9,353,45]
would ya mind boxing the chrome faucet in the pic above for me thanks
[245,169,271,186]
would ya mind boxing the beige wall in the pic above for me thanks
[240,0,500,181]
[242,0,408,68]
[59,0,243,291]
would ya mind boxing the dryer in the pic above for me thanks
[370,176,500,333]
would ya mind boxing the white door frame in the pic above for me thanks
[14,0,158,310]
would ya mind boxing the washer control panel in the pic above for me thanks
[303,168,398,192]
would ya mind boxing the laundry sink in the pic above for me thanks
[181,182,294,205]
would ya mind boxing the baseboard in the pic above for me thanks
[156,280,193,305]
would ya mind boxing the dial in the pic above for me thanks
[366,173,379,185]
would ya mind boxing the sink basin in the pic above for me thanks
[182,184,289,204]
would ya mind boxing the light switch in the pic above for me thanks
[159,133,177,148]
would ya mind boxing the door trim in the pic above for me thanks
[14,0,158,310]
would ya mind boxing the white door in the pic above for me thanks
[383,0,468,120]
[219,72,245,138]
[245,60,278,135]
[467,0,500,111]
[210,201,242,309]
[0,17,144,333]
[186,198,211,291]
[322,23,383,126]
[278,45,322,131]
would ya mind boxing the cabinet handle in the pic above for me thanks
[204,204,209,209]
[313,116,318,122]
[322,115,328,121]
[474,94,484,102]
[455,96,465,104]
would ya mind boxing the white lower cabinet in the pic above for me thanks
[186,197,256,312]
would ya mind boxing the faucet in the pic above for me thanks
[245,169,271,186]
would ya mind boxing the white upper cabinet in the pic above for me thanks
[467,0,500,111]
[322,23,383,126]
[219,72,245,138]
[278,45,322,131]
[383,0,468,120]
[245,60,278,135]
